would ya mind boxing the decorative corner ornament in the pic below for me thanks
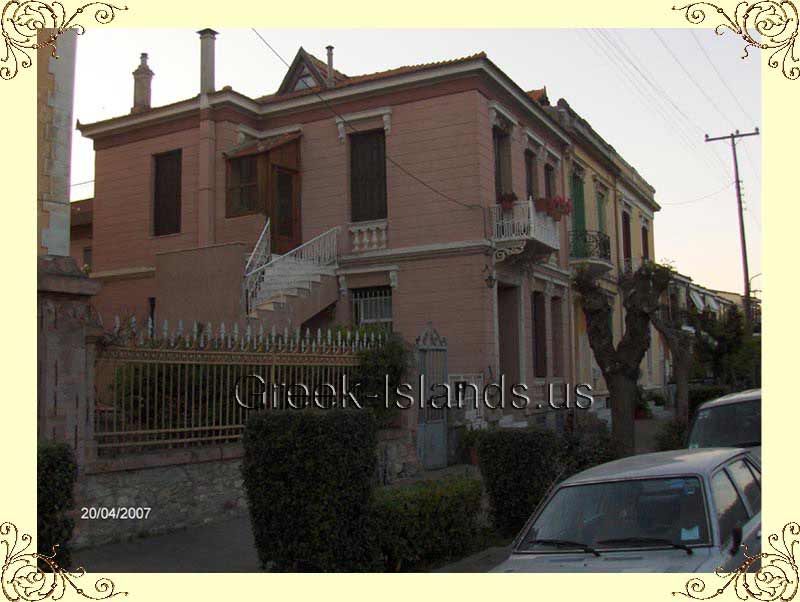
[0,521,127,600]
[672,521,799,600]
[1,0,128,81]
[673,1,799,81]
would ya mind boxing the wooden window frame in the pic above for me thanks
[524,149,538,200]
[152,149,182,237]
[349,129,388,223]
[226,153,264,218]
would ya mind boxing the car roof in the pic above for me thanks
[561,448,747,486]
[696,388,761,410]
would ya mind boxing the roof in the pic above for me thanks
[562,448,747,485]
[70,198,93,227]
[696,389,761,411]
[258,51,488,105]
[526,87,549,105]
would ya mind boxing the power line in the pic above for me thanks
[71,178,95,187]
[660,182,734,206]
[249,28,481,213]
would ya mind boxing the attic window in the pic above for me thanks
[293,67,316,91]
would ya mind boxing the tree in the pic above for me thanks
[693,307,760,389]
[572,262,674,455]
[648,304,695,422]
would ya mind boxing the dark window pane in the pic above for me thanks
[544,164,554,198]
[350,130,387,222]
[275,170,293,236]
[228,156,259,216]
[711,470,749,542]
[153,150,182,236]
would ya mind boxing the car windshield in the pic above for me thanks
[687,399,761,449]
[518,477,710,552]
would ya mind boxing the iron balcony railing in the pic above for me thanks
[569,230,612,263]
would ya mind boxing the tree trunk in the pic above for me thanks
[674,353,691,423]
[607,372,638,456]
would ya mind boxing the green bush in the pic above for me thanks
[689,384,730,417]
[559,415,622,478]
[476,427,562,536]
[655,418,689,451]
[353,333,412,427]
[372,476,482,571]
[241,409,377,571]
[37,441,78,569]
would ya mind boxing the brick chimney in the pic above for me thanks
[131,53,153,113]
[197,28,218,95]
[326,45,334,87]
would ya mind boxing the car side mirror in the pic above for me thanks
[729,525,743,556]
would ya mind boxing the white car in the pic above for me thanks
[687,389,761,463]
[491,448,761,572]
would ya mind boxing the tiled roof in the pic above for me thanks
[305,51,348,85]
[256,51,487,104]
[527,87,549,105]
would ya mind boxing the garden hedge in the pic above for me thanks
[372,476,482,571]
[476,427,562,536]
[37,441,78,569]
[689,384,731,417]
[242,409,378,571]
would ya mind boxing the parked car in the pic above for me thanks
[491,449,761,572]
[686,389,761,462]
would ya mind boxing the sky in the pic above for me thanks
[70,28,762,295]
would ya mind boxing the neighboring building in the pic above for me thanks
[70,198,93,271]
[75,30,671,434]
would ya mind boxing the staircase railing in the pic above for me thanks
[244,218,271,276]
[243,226,340,315]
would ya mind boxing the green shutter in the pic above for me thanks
[571,174,585,232]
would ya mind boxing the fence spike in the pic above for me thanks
[177,320,184,337]
[138,330,144,346]
[192,321,198,342]
[146,316,153,339]
[130,315,137,333]
[161,319,168,340]
[114,315,120,333]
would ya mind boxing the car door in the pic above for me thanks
[709,466,752,571]
[726,458,762,562]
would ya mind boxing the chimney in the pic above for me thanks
[197,28,218,94]
[131,53,154,113]
[326,45,334,88]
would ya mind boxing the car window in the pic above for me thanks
[727,460,760,514]
[687,399,761,449]
[518,477,710,551]
[747,460,761,483]
[711,470,750,542]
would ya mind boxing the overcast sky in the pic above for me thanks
[70,28,762,295]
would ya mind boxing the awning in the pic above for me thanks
[705,296,720,312]
[224,132,301,159]
[689,290,705,312]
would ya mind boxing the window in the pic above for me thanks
[551,296,563,377]
[351,286,392,330]
[350,130,387,222]
[641,224,650,261]
[82,247,92,270]
[544,163,555,199]
[294,73,315,91]
[227,155,259,217]
[153,149,182,236]
[532,291,547,378]
[711,470,750,542]
[596,189,607,233]
[621,210,632,267]
[493,127,511,199]
[525,150,537,200]
[727,460,761,514]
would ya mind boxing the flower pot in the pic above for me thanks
[534,198,550,212]
[500,201,514,211]
[551,212,562,222]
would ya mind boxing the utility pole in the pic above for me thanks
[705,127,760,326]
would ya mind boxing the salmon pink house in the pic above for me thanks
[76,29,649,440]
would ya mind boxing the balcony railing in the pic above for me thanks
[349,219,388,253]
[569,230,612,263]
[489,199,560,250]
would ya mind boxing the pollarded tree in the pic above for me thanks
[648,304,695,423]
[572,262,674,455]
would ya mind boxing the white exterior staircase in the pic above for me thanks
[243,221,341,329]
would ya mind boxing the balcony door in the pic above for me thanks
[570,172,586,232]
[270,166,301,254]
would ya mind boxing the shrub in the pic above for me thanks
[559,414,622,478]
[37,441,78,569]
[689,384,730,417]
[241,409,377,571]
[353,333,412,427]
[476,427,561,536]
[372,476,482,571]
[655,418,689,451]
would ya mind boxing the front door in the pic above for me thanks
[270,166,301,254]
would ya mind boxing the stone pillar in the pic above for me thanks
[38,256,102,467]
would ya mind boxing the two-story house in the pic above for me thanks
[76,30,579,441]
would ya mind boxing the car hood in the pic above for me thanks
[490,547,715,573]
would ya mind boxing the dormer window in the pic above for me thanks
[293,73,315,91]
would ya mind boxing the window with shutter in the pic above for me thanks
[544,163,555,199]
[525,150,537,200]
[227,155,259,217]
[350,130,387,222]
[641,225,650,260]
[153,149,182,236]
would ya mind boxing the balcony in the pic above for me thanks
[348,219,388,253]
[569,230,612,275]
[490,199,560,260]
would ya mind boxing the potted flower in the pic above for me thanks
[548,196,573,221]
[534,197,551,213]
[497,191,518,211]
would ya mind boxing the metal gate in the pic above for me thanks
[416,323,448,469]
